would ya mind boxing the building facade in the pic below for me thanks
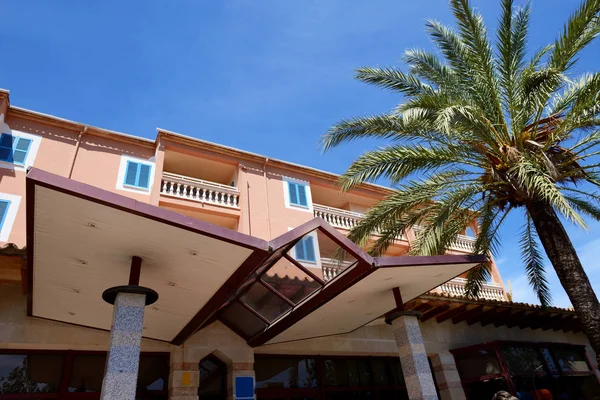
[0,88,598,400]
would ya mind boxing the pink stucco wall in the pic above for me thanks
[0,103,505,291]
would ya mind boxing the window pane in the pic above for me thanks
[316,230,358,282]
[138,354,169,392]
[12,150,27,164]
[388,358,405,387]
[125,161,139,186]
[138,164,151,188]
[303,237,315,262]
[263,258,321,305]
[220,301,267,338]
[295,241,306,260]
[0,134,14,147]
[371,359,392,386]
[552,346,591,373]
[198,356,226,399]
[15,137,32,152]
[540,348,560,377]
[0,200,10,228]
[256,357,318,388]
[323,359,373,387]
[288,182,298,205]
[240,282,292,322]
[0,147,11,162]
[454,349,502,380]
[69,354,106,392]
[297,185,307,206]
[500,347,545,375]
[0,353,64,394]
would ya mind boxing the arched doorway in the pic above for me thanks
[198,354,228,400]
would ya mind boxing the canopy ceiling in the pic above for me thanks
[26,168,485,345]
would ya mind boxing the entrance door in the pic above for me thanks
[198,355,228,400]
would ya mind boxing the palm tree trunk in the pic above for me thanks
[527,202,600,367]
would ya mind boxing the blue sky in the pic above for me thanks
[2,0,599,307]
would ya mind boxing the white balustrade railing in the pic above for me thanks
[161,172,240,208]
[313,204,364,230]
[321,258,356,282]
[438,278,505,301]
[413,226,476,253]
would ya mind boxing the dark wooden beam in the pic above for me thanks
[436,304,468,323]
[453,305,484,325]
[478,308,498,327]
[530,314,553,331]
[421,304,450,322]
[414,302,435,313]
[505,310,527,328]
[572,319,583,333]
[129,256,142,286]
[393,287,404,310]
[552,315,573,332]
[541,314,560,331]
[490,308,513,327]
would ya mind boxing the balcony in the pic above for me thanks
[321,257,355,282]
[438,278,505,301]
[313,204,364,230]
[160,172,240,208]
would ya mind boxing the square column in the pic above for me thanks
[100,292,147,400]
[387,310,438,400]
[430,352,466,400]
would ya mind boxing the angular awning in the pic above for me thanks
[26,168,485,345]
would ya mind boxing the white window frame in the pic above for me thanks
[116,155,156,195]
[289,227,321,270]
[0,116,42,171]
[282,176,313,213]
[0,192,21,242]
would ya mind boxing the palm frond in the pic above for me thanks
[404,49,457,89]
[549,0,600,72]
[355,67,435,96]
[520,215,552,306]
[339,144,476,190]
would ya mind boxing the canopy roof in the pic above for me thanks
[26,168,485,345]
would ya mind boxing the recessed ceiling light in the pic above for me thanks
[168,282,177,287]
[68,312,76,316]
[73,289,80,294]
[348,300,355,304]
[384,277,393,281]
[190,251,198,256]
[151,306,159,311]
[87,222,97,228]
[78,259,88,265]
[365,312,372,316]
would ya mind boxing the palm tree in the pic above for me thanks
[321,0,600,364]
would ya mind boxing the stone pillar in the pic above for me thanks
[100,292,147,400]
[100,280,158,400]
[429,352,466,400]
[386,310,438,400]
[169,359,199,399]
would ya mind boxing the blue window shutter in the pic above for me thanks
[297,184,308,206]
[288,182,299,205]
[12,137,32,165]
[124,161,139,186]
[0,134,14,162]
[295,240,306,260]
[138,164,151,188]
[0,200,10,231]
[304,236,316,261]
